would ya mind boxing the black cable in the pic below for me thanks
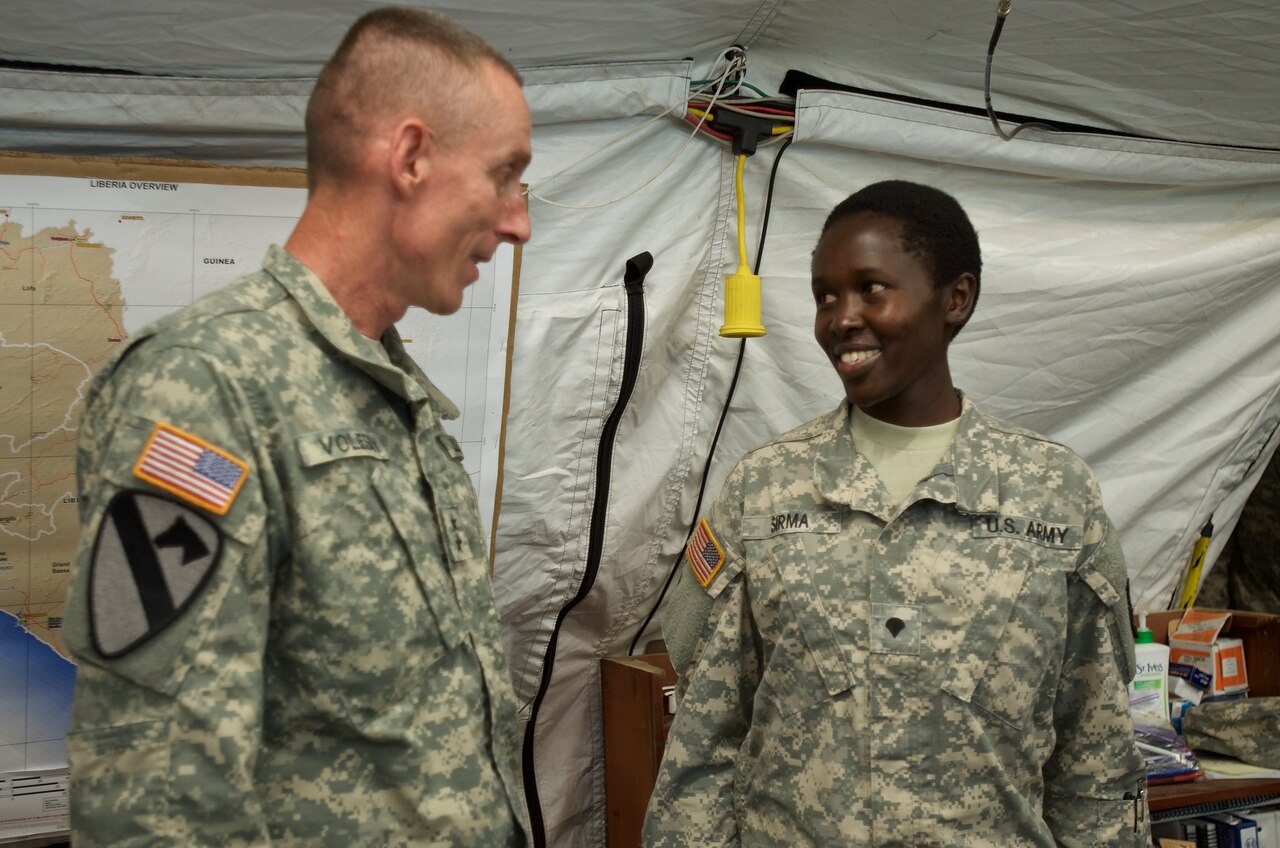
[987,6,1008,55]
[627,137,794,656]
[984,0,1058,141]
[753,137,791,271]
[626,337,746,657]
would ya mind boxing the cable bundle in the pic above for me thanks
[684,46,795,153]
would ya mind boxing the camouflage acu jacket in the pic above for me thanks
[645,397,1149,847]
[64,246,526,847]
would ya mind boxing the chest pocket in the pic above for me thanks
[424,431,487,568]
[371,462,467,645]
[283,444,467,732]
[746,514,856,718]
[947,528,1077,730]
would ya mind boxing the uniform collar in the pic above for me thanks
[916,393,1001,516]
[262,245,459,421]
[814,392,1000,517]
[813,404,894,517]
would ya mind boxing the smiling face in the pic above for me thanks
[811,211,974,426]
[389,61,532,315]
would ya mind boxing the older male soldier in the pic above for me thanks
[63,7,532,846]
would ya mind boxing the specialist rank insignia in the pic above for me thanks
[687,517,726,589]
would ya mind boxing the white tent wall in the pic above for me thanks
[5,4,1280,848]
[0,68,311,164]
[5,1,1280,152]
[748,1,1280,151]
[0,0,764,78]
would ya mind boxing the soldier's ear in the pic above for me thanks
[944,273,977,330]
[388,117,434,199]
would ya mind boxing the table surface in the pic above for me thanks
[1149,776,1280,813]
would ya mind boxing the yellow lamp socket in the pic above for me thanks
[720,267,766,338]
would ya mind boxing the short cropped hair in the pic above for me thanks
[820,180,982,333]
[304,6,520,190]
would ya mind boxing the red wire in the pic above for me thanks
[687,101,796,118]
[727,104,796,117]
[682,112,734,141]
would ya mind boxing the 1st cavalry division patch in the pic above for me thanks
[89,491,223,657]
[687,517,726,588]
[133,422,249,515]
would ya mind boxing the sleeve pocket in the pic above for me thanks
[1043,792,1149,847]
[68,719,170,842]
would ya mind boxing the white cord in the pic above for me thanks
[525,48,744,210]
[525,105,681,193]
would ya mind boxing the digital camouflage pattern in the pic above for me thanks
[645,396,1150,847]
[1181,696,1280,768]
[64,246,527,847]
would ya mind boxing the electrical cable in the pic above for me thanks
[529,107,682,192]
[707,101,797,119]
[693,78,771,98]
[684,49,795,155]
[684,103,795,151]
[680,113,734,142]
[734,153,748,267]
[526,49,746,210]
[732,81,770,98]
[529,41,794,211]
[626,136,794,656]
[983,0,1058,141]
[527,81,726,210]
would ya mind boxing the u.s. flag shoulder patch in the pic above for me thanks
[687,517,726,589]
[133,422,249,516]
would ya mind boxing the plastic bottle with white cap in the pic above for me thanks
[1127,612,1171,724]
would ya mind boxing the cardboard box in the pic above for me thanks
[1141,610,1280,699]
[1170,663,1214,705]
[1168,610,1249,698]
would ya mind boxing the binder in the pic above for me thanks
[1206,812,1261,848]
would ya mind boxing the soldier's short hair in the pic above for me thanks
[304,6,520,190]
[820,180,982,333]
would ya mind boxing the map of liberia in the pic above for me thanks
[0,168,518,803]
[0,215,121,668]
[0,173,306,787]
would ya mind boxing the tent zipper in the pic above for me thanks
[520,252,652,848]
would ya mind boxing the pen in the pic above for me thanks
[1175,518,1214,610]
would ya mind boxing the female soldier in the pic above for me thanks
[644,180,1149,847]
